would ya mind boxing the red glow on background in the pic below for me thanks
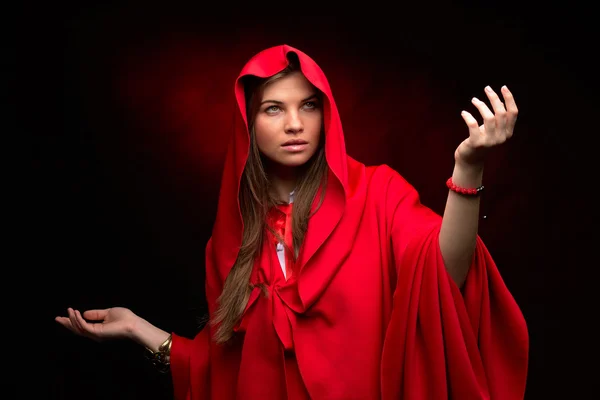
[114,36,246,181]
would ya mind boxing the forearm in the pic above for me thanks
[129,316,171,353]
[439,163,484,288]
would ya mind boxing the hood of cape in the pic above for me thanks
[210,44,351,296]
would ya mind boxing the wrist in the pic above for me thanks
[452,163,484,187]
[127,314,148,343]
[128,316,171,353]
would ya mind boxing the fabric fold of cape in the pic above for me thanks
[169,44,529,399]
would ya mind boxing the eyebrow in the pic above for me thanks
[260,93,319,106]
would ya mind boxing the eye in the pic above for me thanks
[303,101,319,110]
[265,105,280,113]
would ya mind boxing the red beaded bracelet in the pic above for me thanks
[446,177,484,196]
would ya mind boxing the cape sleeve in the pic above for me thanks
[378,166,529,400]
[170,238,215,400]
[171,328,210,400]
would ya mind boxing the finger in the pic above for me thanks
[76,310,100,341]
[68,308,85,335]
[461,110,481,142]
[82,309,109,322]
[484,86,507,133]
[501,85,518,135]
[75,310,90,332]
[471,97,496,136]
[55,316,77,333]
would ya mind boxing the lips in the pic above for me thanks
[282,139,308,146]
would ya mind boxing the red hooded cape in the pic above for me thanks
[170,44,529,399]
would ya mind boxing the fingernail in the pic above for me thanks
[485,86,492,92]
[472,97,479,103]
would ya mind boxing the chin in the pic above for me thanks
[276,157,312,168]
[269,151,316,169]
[260,147,319,170]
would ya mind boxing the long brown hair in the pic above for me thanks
[210,54,328,344]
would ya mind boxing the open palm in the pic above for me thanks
[55,307,137,342]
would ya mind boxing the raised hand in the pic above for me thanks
[55,307,139,342]
[456,85,518,167]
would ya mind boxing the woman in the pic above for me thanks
[56,44,529,399]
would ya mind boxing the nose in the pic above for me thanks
[284,110,303,134]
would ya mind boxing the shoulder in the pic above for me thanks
[348,156,409,186]
[364,163,416,197]
[347,156,419,205]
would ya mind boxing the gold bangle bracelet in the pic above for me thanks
[158,334,172,354]
[144,333,172,373]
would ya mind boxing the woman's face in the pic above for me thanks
[253,71,323,169]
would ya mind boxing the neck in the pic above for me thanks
[267,165,299,203]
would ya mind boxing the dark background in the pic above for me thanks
[21,2,594,399]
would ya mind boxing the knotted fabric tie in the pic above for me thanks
[267,203,295,280]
